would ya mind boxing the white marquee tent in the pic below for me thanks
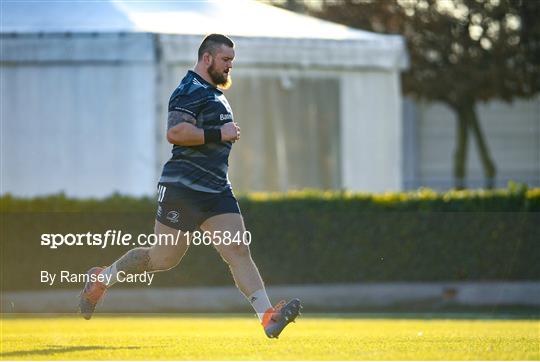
[1,0,408,197]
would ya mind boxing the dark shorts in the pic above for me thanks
[155,183,241,231]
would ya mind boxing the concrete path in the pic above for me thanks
[2,281,538,313]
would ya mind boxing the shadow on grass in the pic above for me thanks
[0,345,141,358]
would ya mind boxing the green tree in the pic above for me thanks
[311,0,539,189]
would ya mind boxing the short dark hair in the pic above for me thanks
[197,34,234,61]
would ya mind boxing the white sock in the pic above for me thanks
[100,263,118,287]
[248,289,272,322]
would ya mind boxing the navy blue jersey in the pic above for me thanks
[159,71,234,193]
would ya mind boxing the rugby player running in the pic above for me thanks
[78,34,301,338]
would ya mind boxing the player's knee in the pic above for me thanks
[220,244,251,265]
[153,254,182,270]
[149,249,183,271]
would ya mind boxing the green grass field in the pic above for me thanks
[1,315,538,360]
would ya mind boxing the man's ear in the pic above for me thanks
[203,52,213,66]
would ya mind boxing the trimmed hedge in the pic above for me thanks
[2,183,539,212]
[1,185,539,291]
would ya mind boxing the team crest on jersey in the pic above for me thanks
[166,210,180,223]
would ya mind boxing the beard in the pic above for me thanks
[208,61,232,90]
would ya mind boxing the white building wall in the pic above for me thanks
[0,34,157,197]
[1,33,406,197]
[341,71,403,192]
[415,96,540,189]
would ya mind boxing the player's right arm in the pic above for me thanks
[166,111,204,146]
[166,111,241,146]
